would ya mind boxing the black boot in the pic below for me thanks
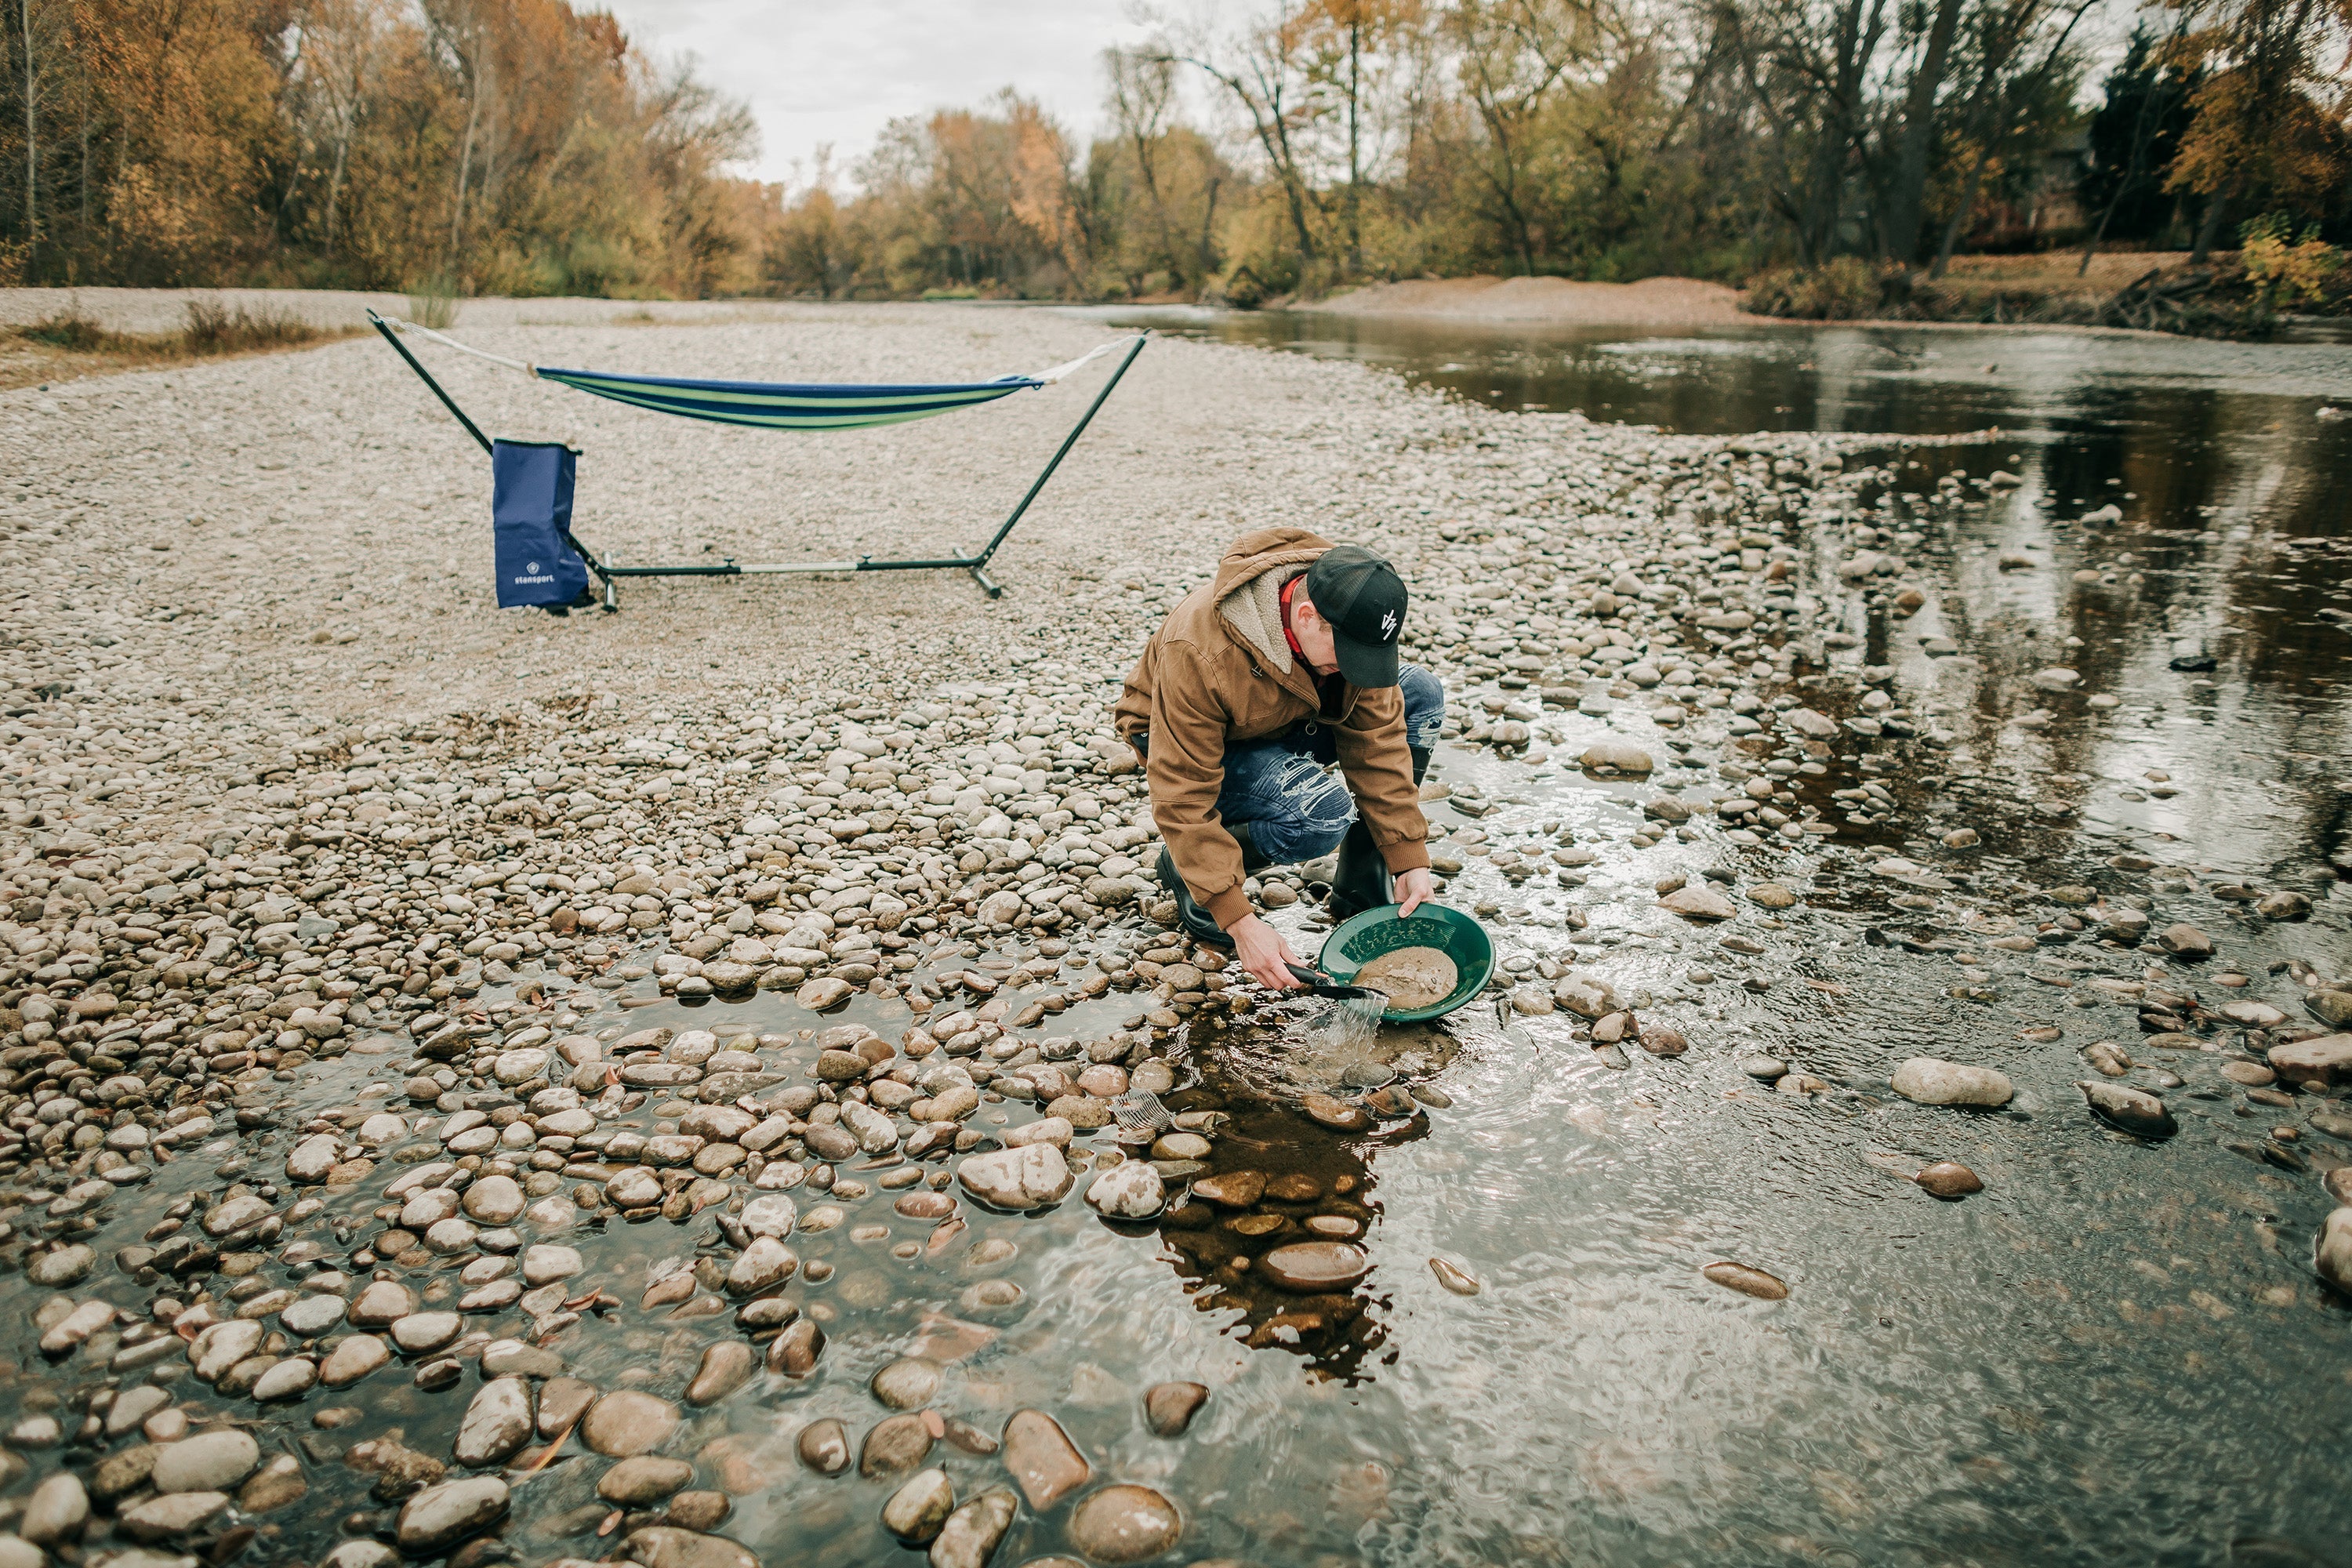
[1328,749,1433,924]
[1158,847,1236,951]
[1327,821,1393,923]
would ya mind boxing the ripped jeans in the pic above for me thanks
[1215,663,1445,867]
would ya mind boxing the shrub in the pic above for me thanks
[1740,257,1896,320]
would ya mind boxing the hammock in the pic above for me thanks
[374,313,1126,430]
[365,310,1146,604]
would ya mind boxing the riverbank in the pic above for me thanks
[4,296,2349,1568]
[1301,274,1747,326]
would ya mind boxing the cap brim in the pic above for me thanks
[1333,632,1399,688]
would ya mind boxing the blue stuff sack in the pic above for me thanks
[491,438,590,608]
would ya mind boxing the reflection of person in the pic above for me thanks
[1114,528,1444,993]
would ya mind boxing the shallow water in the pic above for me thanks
[11,310,2351,1568]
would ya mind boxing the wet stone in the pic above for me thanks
[685,1342,754,1406]
[598,1457,695,1505]
[797,1419,851,1476]
[929,1488,1018,1568]
[585,1392,681,1457]
[859,1414,935,1477]
[2079,1080,2178,1138]
[1085,1160,1166,1219]
[118,1489,230,1541]
[1190,1171,1265,1209]
[1144,1382,1207,1437]
[1915,1162,1984,1199]
[455,1377,534,1468]
[395,1476,509,1555]
[620,1525,757,1568]
[1891,1058,2014,1107]
[1001,1409,1091,1508]
[1702,1261,1788,1300]
[151,1429,260,1494]
[880,1467,956,1544]
[1258,1242,1371,1292]
[871,1357,943,1410]
[1066,1484,1184,1565]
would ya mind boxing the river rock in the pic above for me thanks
[928,1487,1018,1568]
[390,1311,462,1354]
[347,1279,416,1327]
[395,1476,509,1554]
[2318,1209,2352,1294]
[1258,1242,1370,1292]
[522,1244,583,1286]
[118,1489,230,1541]
[536,1377,597,1438]
[2156,923,2213,957]
[461,1174,524,1223]
[685,1342,753,1406]
[251,1356,318,1401]
[20,1472,89,1544]
[726,1236,798,1294]
[1581,743,1653,774]
[871,1357,943,1410]
[859,1414,935,1476]
[584,1391,680,1457]
[1660,884,1737,920]
[797,1418,851,1475]
[455,1377,533,1467]
[2078,1080,2177,1138]
[190,1319,263,1381]
[956,1144,1073,1210]
[151,1429,260,1494]
[1891,1058,2013,1107]
[739,1193,797,1238]
[321,1334,390,1386]
[1084,1160,1165,1219]
[621,1526,757,1568]
[1066,1485,1183,1564]
[797,978,854,1011]
[1144,1382,1207,1437]
[608,1167,664,1208]
[1299,1091,1374,1131]
[598,1456,695,1504]
[1915,1162,1983,1199]
[1000,1410,1090,1508]
[1701,1261,1788,1299]
[881,1467,956,1543]
[237,1453,308,1514]
[2270,1034,2352,1088]
[1429,1257,1483,1294]
[27,1245,94,1287]
[1189,1170,1265,1208]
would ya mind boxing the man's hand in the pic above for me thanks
[1395,866,1436,919]
[1229,914,1307,993]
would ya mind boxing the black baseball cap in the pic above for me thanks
[1306,544,1408,687]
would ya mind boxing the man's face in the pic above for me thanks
[1290,592,1341,677]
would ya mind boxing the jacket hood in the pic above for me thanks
[1209,526,1333,599]
[1210,526,1330,676]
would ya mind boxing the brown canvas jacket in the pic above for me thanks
[1112,526,1429,930]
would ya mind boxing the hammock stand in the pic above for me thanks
[367,310,1147,606]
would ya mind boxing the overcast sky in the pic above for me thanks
[601,0,1163,188]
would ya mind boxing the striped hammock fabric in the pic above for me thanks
[379,317,1129,432]
[532,365,1040,430]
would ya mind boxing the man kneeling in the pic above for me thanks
[1114,528,1445,992]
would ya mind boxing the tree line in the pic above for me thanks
[4,0,2345,301]
[1,0,768,293]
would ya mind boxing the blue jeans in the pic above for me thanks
[1217,663,1444,866]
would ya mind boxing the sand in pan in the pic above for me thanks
[1298,274,1745,328]
[1353,946,1460,1011]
